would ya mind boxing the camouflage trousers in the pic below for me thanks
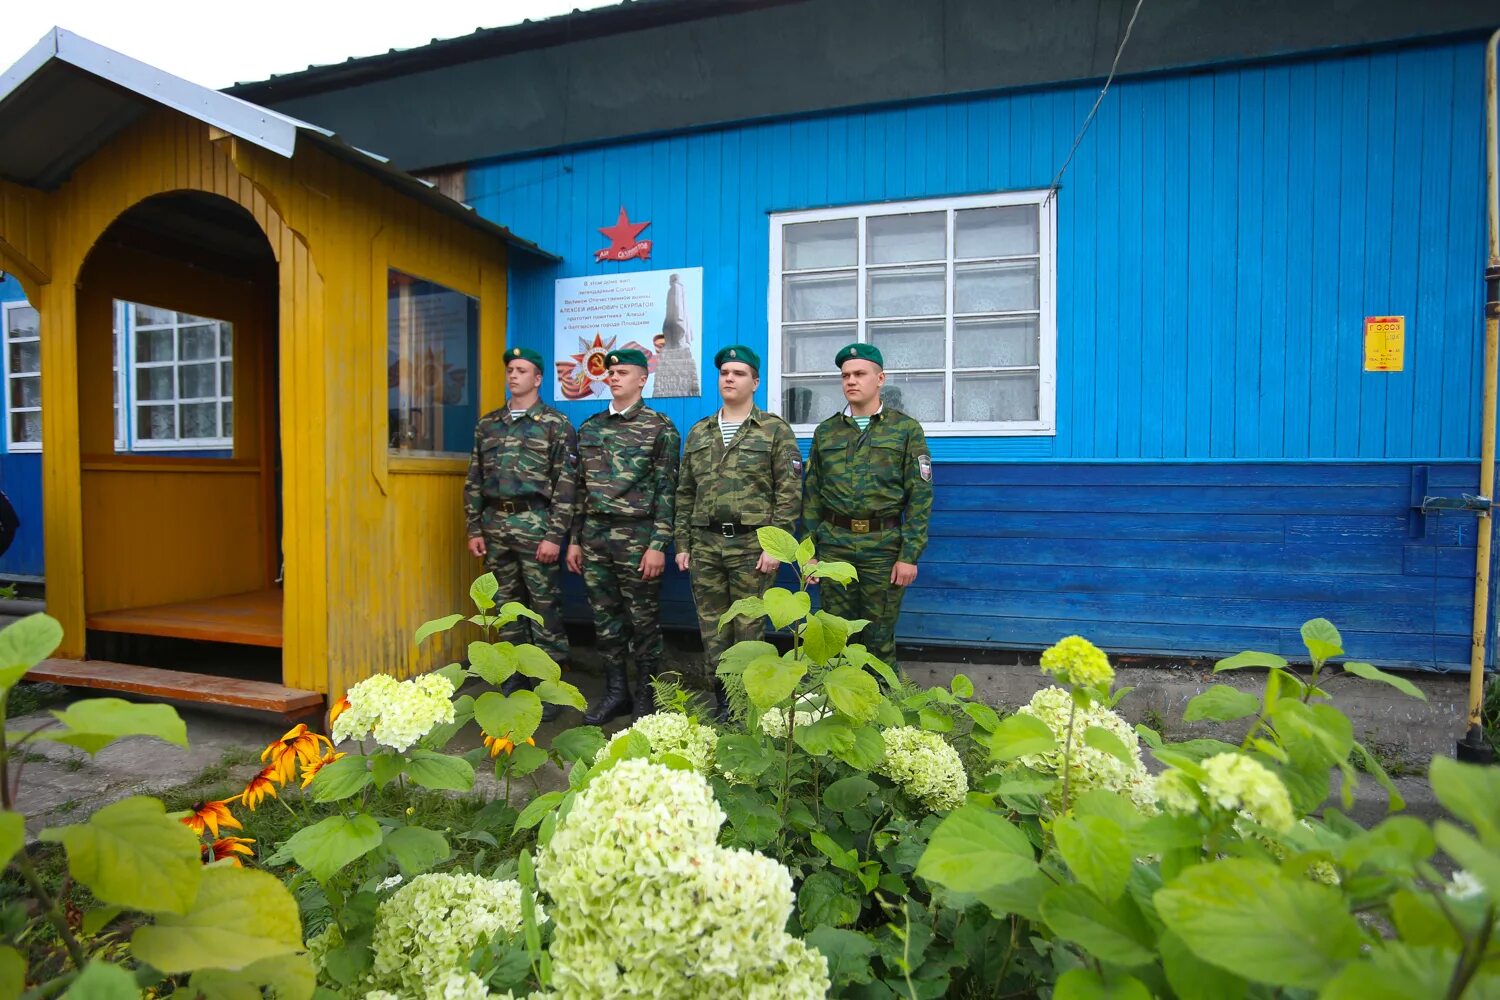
[816,523,907,668]
[578,515,663,671]
[687,528,773,684]
[480,506,570,664]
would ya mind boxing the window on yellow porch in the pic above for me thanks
[387,270,479,458]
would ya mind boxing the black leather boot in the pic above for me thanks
[583,664,632,726]
[711,678,731,725]
[633,663,657,720]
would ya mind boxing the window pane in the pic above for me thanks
[955,316,1039,368]
[868,266,944,318]
[956,205,1038,258]
[868,212,945,264]
[784,219,856,270]
[784,323,855,374]
[782,376,845,424]
[6,306,38,338]
[883,373,945,423]
[11,411,39,444]
[224,360,234,392]
[137,405,176,439]
[9,341,39,374]
[137,367,174,401]
[181,402,218,439]
[13,376,40,408]
[783,273,856,321]
[178,363,217,399]
[869,321,945,369]
[222,401,234,437]
[955,372,1039,422]
[219,324,233,356]
[179,324,218,360]
[955,260,1038,313]
[134,304,175,326]
[137,328,174,363]
[387,270,479,456]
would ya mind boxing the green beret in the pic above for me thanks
[504,346,544,372]
[714,345,761,374]
[606,348,649,370]
[836,342,883,370]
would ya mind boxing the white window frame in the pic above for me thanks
[2,300,41,453]
[768,190,1057,437]
[118,301,234,452]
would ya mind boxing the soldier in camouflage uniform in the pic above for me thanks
[567,349,681,724]
[675,345,802,720]
[465,346,579,720]
[804,343,933,669]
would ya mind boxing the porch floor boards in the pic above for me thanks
[28,657,323,723]
[86,588,283,648]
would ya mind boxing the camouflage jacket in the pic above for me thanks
[804,405,934,564]
[463,400,579,545]
[674,406,803,551]
[572,400,681,551]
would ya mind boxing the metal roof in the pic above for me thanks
[0,28,555,259]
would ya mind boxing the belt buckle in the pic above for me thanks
[498,500,517,515]
[719,522,736,538]
[850,518,870,534]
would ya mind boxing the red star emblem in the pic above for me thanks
[596,207,653,262]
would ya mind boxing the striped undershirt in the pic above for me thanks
[718,414,744,447]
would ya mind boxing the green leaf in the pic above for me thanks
[977,873,1049,922]
[824,775,879,812]
[607,729,652,761]
[1430,756,1500,844]
[1053,968,1152,1000]
[756,526,802,563]
[284,814,383,883]
[988,712,1057,762]
[132,866,303,972]
[916,804,1037,893]
[33,697,189,755]
[1339,816,1435,875]
[950,674,974,699]
[470,572,500,612]
[468,641,515,686]
[370,752,404,789]
[1183,685,1261,723]
[1272,699,1354,770]
[1082,726,1133,765]
[806,925,877,987]
[795,716,855,756]
[1154,858,1362,989]
[81,905,124,937]
[404,749,474,791]
[718,639,778,676]
[1300,617,1343,665]
[1159,929,1247,1000]
[742,654,806,710]
[824,664,882,722]
[963,701,1001,732]
[0,946,22,1000]
[64,960,139,1000]
[1055,816,1132,902]
[414,614,463,646]
[811,560,858,585]
[475,690,543,743]
[1041,883,1155,966]
[494,602,544,628]
[1341,661,1427,701]
[795,534,816,566]
[0,613,63,689]
[192,953,316,1000]
[505,741,549,777]
[39,795,200,914]
[0,811,22,872]
[535,679,586,711]
[1319,944,1464,1000]
[310,754,373,801]
[918,707,954,733]
[798,869,861,928]
[718,596,767,627]
[515,643,562,681]
[764,587,812,628]
[1434,821,1500,897]
[801,612,848,665]
[382,826,449,877]
[832,725,887,771]
[1352,739,1406,812]
[514,791,565,832]
[551,726,606,764]
[1214,650,1289,672]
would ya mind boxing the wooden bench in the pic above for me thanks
[27,659,325,728]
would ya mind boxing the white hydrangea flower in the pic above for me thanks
[332,671,456,752]
[1449,869,1485,900]
[432,972,491,1000]
[535,759,830,999]
[877,726,968,812]
[1200,752,1295,833]
[1012,686,1157,814]
[759,705,819,739]
[1040,635,1115,688]
[1155,769,1198,815]
[367,873,535,997]
[596,711,719,772]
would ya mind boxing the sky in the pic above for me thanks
[1,0,622,90]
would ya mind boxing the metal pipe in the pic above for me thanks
[1461,28,1500,761]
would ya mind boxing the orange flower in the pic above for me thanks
[238,766,280,811]
[203,836,256,866]
[261,723,334,784]
[181,799,242,838]
[483,734,536,758]
[329,695,352,727]
[299,749,348,789]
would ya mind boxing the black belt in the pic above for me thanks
[487,496,548,515]
[829,513,901,534]
[698,522,756,538]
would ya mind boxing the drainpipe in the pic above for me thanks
[1460,28,1500,763]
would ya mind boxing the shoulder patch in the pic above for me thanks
[918,454,933,483]
[791,455,804,477]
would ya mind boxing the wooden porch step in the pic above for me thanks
[27,659,324,724]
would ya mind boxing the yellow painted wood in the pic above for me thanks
[1,109,512,693]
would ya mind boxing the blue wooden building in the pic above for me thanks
[8,0,1499,670]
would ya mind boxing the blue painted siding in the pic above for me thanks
[0,275,42,577]
[469,40,1488,465]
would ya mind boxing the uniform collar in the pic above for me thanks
[841,402,884,422]
[503,399,544,422]
[718,405,761,426]
[608,399,646,419]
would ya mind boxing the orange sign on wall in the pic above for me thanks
[1363,316,1405,372]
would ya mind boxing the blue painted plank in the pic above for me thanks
[0,453,43,577]
[1282,63,1317,460]
[1209,70,1240,458]
[1359,50,1398,460]
[1156,78,1187,459]
[1234,67,1265,458]
[1413,48,1455,460]
[1307,58,1344,458]
[1258,65,1291,459]
[1116,83,1144,459]
[1334,54,1370,457]
[1183,73,1215,459]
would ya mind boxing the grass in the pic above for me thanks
[5,682,70,720]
